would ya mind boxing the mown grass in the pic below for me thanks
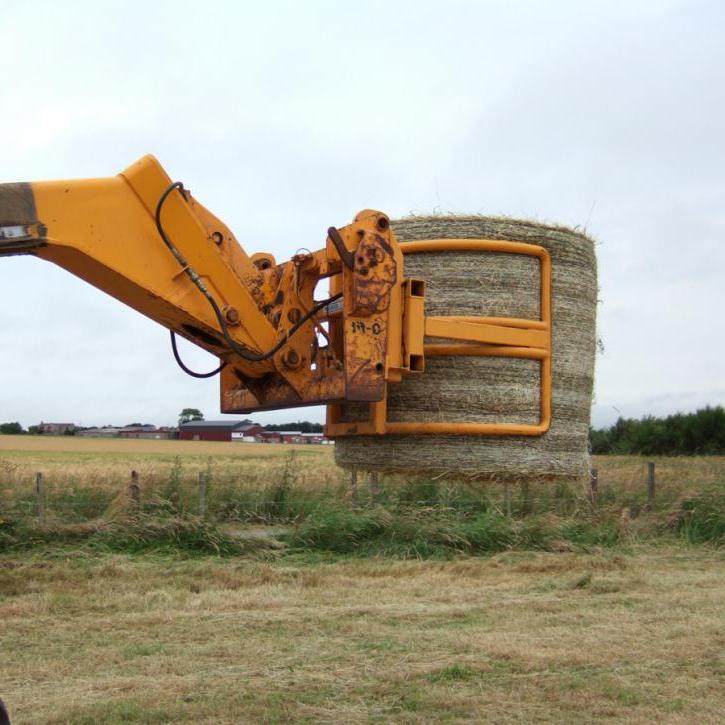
[1,441,724,723]
[1,545,723,723]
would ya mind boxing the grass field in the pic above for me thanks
[1,437,724,723]
[0,437,337,527]
[1,545,723,723]
[1,435,723,521]
[0,436,332,500]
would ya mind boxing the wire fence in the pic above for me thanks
[2,458,705,526]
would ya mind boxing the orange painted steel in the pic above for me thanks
[1,157,552,437]
[0,156,407,414]
[325,238,552,437]
[445,316,548,330]
[425,317,549,348]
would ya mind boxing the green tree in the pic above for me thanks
[0,422,25,435]
[179,408,204,426]
[263,421,323,433]
[589,406,725,456]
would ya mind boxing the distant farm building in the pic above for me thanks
[179,420,264,442]
[39,422,76,435]
[230,423,266,442]
[255,430,329,445]
[76,427,122,438]
[77,426,178,439]
[118,425,178,440]
[179,421,329,444]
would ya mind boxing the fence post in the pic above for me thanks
[349,469,358,506]
[503,482,512,517]
[35,472,45,520]
[369,471,380,497]
[129,470,141,512]
[520,481,532,516]
[589,467,598,506]
[198,471,207,517]
[646,462,656,510]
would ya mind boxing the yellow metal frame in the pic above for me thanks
[0,156,407,413]
[326,238,552,436]
[1,157,553,431]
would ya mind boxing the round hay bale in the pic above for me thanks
[333,215,597,482]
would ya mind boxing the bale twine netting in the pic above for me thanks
[333,216,598,482]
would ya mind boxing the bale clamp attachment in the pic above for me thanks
[325,238,552,437]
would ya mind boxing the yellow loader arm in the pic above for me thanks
[0,156,551,437]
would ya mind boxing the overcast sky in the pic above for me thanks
[1,0,723,429]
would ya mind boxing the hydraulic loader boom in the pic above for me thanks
[0,156,552,437]
[0,155,417,413]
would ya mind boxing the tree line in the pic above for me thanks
[590,406,725,455]
[263,421,323,433]
[178,408,322,432]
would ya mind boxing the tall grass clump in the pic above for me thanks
[286,507,392,553]
[284,504,624,559]
[262,450,295,519]
[162,456,184,510]
[211,450,336,523]
[676,484,725,544]
[0,512,269,555]
[284,506,522,557]
[281,475,640,557]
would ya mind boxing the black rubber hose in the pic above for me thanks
[170,331,226,378]
[155,181,342,372]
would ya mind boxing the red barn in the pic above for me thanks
[256,430,282,444]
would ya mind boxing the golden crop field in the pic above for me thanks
[1,434,723,504]
[1,436,724,723]
[0,435,322,457]
[0,437,340,519]
[0,435,336,491]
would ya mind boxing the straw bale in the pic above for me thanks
[334,216,597,482]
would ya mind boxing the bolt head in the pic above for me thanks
[282,349,302,369]
[224,306,240,325]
